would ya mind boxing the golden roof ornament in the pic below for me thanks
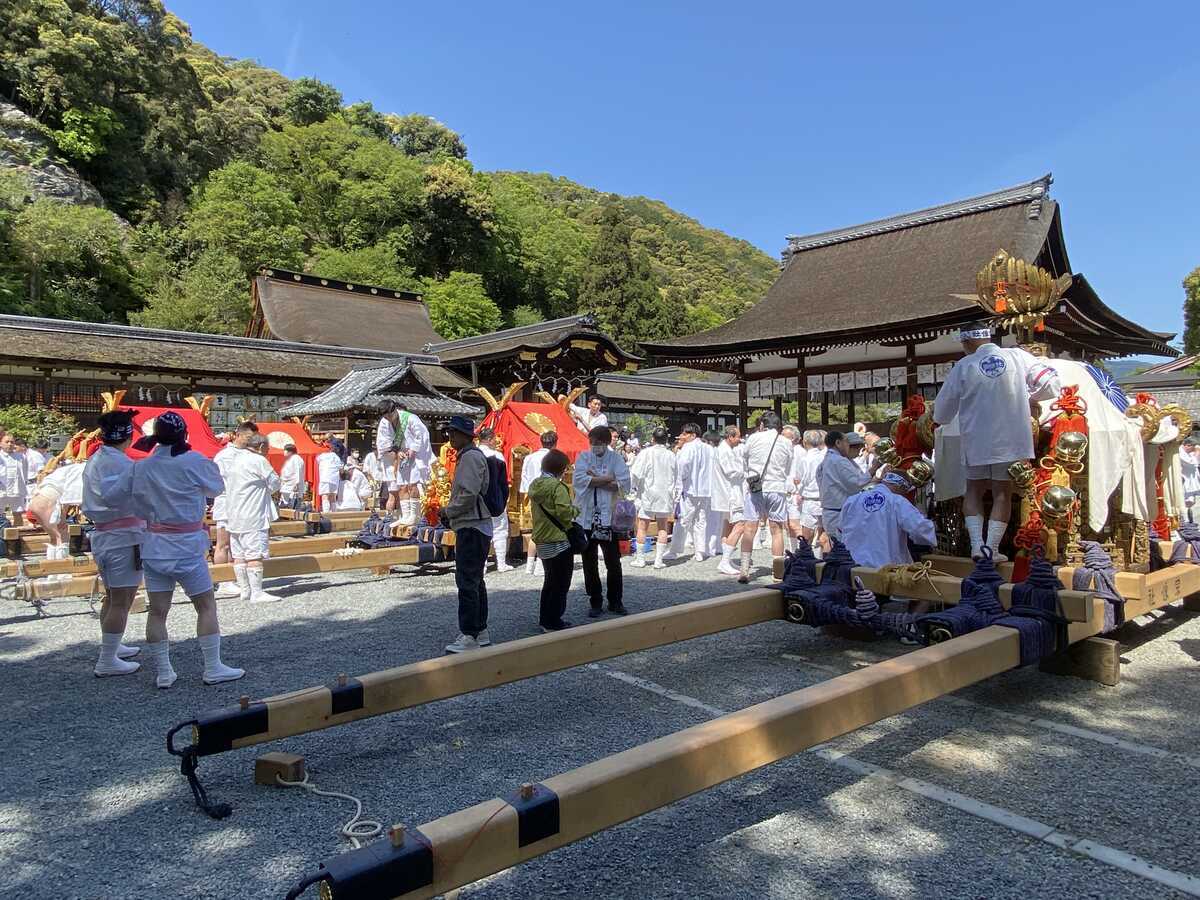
[975,249,1072,327]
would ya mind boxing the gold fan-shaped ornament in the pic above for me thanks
[1126,401,1164,442]
[1160,404,1193,439]
[976,250,1072,325]
[523,412,556,435]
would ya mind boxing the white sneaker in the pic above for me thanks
[477,628,492,647]
[445,633,480,654]
[250,592,282,604]
[214,583,242,600]
[653,559,667,570]
[203,663,246,685]
[692,552,705,562]
[631,556,646,568]
[495,564,514,573]
[156,670,178,689]
[117,644,140,659]
[94,658,141,677]
[717,560,740,576]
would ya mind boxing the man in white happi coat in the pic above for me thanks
[568,395,608,436]
[82,410,144,677]
[630,426,678,569]
[934,323,1061,560]
[738,413,794,582]
[225,433,282,604]
[211,422,257,598]
[0,429,29,514]
[315,435,343,513]
[791,430,828,551]
[841,471,937,569]
[519,430,558,576]
[711,425,745,576]
[477,426,513,572]
[16,437,46,481]
[376,401,432,525]
[279,443,307,506]
[817,430,876,541]
[335,461,373,512]
[127,411,243,688]
[668,423,715,562]
[26,454,85,559]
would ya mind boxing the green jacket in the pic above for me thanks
[528,475,579,545]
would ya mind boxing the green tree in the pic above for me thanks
[343,101,390,140]
[576,203,673,349]
[385,113,467,158]
[308,238,420,292]
[9,199,135,319]
[130,248,248,333]
[509,304,544,327]
[1183,266,1200,355]
[185,161,305,273]
[0,404,79,445]
[423,271,502,340]
[283,76,342,126]
[418,159,495,276]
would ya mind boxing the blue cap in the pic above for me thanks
[444,415,477,437]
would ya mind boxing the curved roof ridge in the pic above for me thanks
[782,174,1053,259]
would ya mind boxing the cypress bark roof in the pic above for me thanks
[250,268,444,353]
[426,314,641,367]
[643,175,1173,363]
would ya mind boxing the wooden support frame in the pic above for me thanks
[1038,636,1120,686]
[186,589,784,756]
[298,627,1022,900]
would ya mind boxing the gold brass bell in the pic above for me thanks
[1008,460,1037,490]
[874,437,902,466]
[906,458,934,488]
[1053,431,1088,466]
[1039,485,1076,529]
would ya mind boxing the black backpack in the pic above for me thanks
[464,446,509,518]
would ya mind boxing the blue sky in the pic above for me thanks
[172,0,1199,345]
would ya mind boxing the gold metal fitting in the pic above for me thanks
[1053,431,1088,466]
[1008,460,1037,490]
[929,627,953,644]
[337,673,348,688]
[239,695,250,710]
[874,437,902,466]
[520,782,535,800]
[1039,485,1076,528]
[906,458,934,488]
[389,824,406,846]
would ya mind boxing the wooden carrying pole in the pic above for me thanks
[184,589,784,757]
[298,627,1022,900]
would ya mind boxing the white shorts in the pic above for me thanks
[965,462,1013,481]
[318,481,339,496]
[786,494,803,521]
[143,555,213,596]
[743,490,789,524]
[719,505,745,525]
[229,529,270,560]
[796,499,823,530]
[95,544,143,590]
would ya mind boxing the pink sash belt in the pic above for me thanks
[95,516,146,532]
[148,521,205,534]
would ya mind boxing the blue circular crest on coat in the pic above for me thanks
[979,355,1006,378]
[863,491,886,513]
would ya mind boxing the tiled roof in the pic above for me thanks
[277,360,480,417]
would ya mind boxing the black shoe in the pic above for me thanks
[587,606,603,618]
[607,603,628,616]
[540,620,573,632]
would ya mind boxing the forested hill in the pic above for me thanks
[0,1,777,349]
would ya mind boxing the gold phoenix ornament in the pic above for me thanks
[976,249,1072,324]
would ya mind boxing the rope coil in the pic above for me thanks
[275,773,382,849]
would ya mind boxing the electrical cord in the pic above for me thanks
[276,773,382,848]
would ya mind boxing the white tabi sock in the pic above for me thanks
[95,631,139,676]
[985,519,1009,556]
[199,633,245,684]
[147,640,176,688]
[233,563,249,600]
[654,540,667,566]
[740,550,753,570]
[720,543,735,564]
[964,515,985,557]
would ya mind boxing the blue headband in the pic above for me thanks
[882,471,913,490]
[959,327,992,340]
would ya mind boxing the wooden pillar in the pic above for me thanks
[820,392,830,427]
[772,395,783,419]
[737,361,748,431]
[796,356,807,430]
[905,342,918,402]
[847,389,856,430]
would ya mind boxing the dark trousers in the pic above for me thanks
[539,550,574,626]
[454,527,489,636]
[582,532,623,608]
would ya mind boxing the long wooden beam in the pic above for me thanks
[296,627,1023,900]
[186,589,784,757]
[0,532,360,579]
[11,539,453,602]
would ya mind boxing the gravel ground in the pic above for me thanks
[1,550,1198,900]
